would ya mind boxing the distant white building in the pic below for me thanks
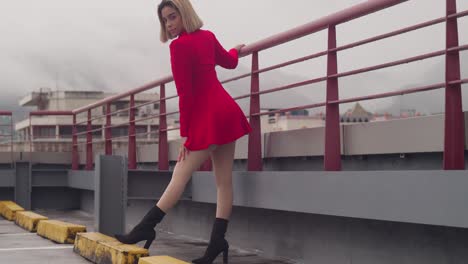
[11,89,178,152]
[260,108,324,132]
[260,102,424,131]
[340,102,373,123]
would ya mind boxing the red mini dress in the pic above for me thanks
[170,29,252,151]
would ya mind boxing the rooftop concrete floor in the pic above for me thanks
[0,209,297,264]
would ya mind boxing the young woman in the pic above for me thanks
[115,0,252,263]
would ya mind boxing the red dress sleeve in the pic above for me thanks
[212,32,239,69]
[170,40,194,137]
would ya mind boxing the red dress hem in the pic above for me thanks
[184,127,252,151]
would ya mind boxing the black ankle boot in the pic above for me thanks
[192,218,230,264]
[114,205,166,249]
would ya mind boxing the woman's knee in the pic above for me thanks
[215,170,233,186]
[216,180,233,189]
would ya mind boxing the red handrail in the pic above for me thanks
[30,111,73,116]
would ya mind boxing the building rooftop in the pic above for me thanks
[0,209,295,264]
[19,90,160,107]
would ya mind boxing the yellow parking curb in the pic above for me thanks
[74,232,149,264]
[0,201,25,221]
[15,211,49,232]
[37,220,87,244]
[138,256,190,264]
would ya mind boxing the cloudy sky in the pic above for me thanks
[0,0,467,115]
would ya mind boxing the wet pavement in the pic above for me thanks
[0,209,297,264]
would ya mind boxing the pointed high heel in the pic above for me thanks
[191,241,229,264]
[143,233,155,249]
[114,205,165,248]
[223,248,229,264]
[192,218,230,264]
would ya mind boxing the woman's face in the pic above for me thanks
[161,6,184,38]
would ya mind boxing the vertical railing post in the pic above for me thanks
[128,95,137,170]
[86,110,93,170]
[55,126,60,140]
[158,84,169,171]
[72,114,79,170]
[10,114,13,168]
[247,51,263,171]
[444,0,465,170]
[105,103,112,155]
[324,25,342,171]
[29,114,33,154]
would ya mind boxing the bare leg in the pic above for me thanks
[157,144,217,212]
[115,145,219,248]
[210,141,236,219]
[191,141,236,263]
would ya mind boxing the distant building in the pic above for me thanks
[372,109,424,122]
[340,102,373,123]
[259,103,425,131]
[0,116,11,138]
[372,112,395,122]
[261,108,324,132]
[12,89,172,152]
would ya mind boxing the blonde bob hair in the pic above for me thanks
[157,0,203,43]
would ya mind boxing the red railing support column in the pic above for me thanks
[324,25,342,171]
[444,0,465,170]
[29,115,33,154]
[128,95,137,169]
[86,110,93,170]
[10,115,13,167]
[105,103,112,155]
[72,114,79,170]
[247,51,263,171]
[158,85,169,171]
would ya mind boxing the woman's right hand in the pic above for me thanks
[233,44,246,54]
[177,144,189,162]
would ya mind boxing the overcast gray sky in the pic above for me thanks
[0,0,467,114]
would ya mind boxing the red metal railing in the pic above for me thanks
[70,93,164,170]
[24,0,467,171]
